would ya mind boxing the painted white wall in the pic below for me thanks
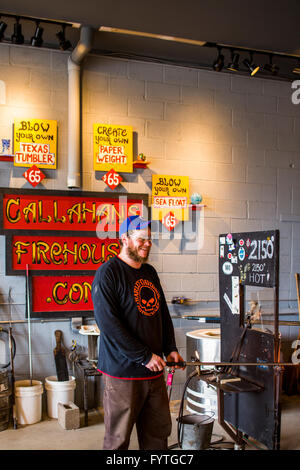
[0,43,300,399]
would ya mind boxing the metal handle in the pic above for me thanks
[165,360,295,368]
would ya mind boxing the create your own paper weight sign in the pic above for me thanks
[93,123,133,173]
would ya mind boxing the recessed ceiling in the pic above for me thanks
[1,0,300,80]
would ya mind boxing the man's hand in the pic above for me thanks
[145,353,166,372]
[166,351,186,369]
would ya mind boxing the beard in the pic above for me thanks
[127,245,150,264]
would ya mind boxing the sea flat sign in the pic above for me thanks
[0,189,147,234]
[93,124,133,173]
[14,119,58,169]
[152,175,189,223]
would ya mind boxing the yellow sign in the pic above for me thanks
[152,175,189,221]
[14,119,58,169]
[93,124,133,173]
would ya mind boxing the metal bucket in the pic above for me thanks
[178,413,214,450]
[186,329,220,416]
[0,370,11,432]
[0,370,9,393]
[0,390,11,431]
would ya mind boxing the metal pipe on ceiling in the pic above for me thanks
[67,25,95,188]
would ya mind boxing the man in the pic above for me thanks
[92,215,184,450]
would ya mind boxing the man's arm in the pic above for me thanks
[159,286,178,355]
[157,277,185,369]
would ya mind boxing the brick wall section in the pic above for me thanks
[0,43,300,401]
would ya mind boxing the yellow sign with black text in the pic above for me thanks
[13,119,58,169]
[152,175,189,221]
[93,124,133,173]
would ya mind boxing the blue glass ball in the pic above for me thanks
[191,193,202,204]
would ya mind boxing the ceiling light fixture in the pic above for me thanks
[212,47,224,72]
[11,17,24,45]
[56,25,72,51]
[31,21,44,47]
[99,26,206,47]
[243,52,260,76]
[227,49,240,72]
[0,18,7,41]
[264,54,279,75]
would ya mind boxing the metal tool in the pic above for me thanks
[68,340,78,376]
[166,367,175,401]
[171,296,196,305]
[25,265,33,386]
[54,330,69,381]
[166,360,296,368]
[8,288,17,429]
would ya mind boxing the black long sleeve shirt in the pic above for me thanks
[92,256,178,379]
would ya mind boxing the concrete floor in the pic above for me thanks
[0,394,299,451]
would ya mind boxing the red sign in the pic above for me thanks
[23,165,46,187]
[102,168,123,190]
[162,211,179,231]
[10,235,120,272]
[31,275,94,315]
[2,192,145,232]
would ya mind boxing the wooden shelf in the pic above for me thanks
[0,155,14,162]
[133,161,151,169]
[199,372,264,394]
[188,204,206,211]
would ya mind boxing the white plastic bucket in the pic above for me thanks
[45,376,76,419]
[14,380,43,425]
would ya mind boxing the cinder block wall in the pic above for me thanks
[0,43,300,402]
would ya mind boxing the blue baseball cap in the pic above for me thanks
[119,215,151,237]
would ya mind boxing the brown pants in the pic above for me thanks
[102,374,172,450]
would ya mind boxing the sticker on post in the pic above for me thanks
[226,234,233,244]
[223,276,239,314]
[222,261,233,275]
[238,246,245,261]
[223,293,232,311]
[231,276,240,314]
